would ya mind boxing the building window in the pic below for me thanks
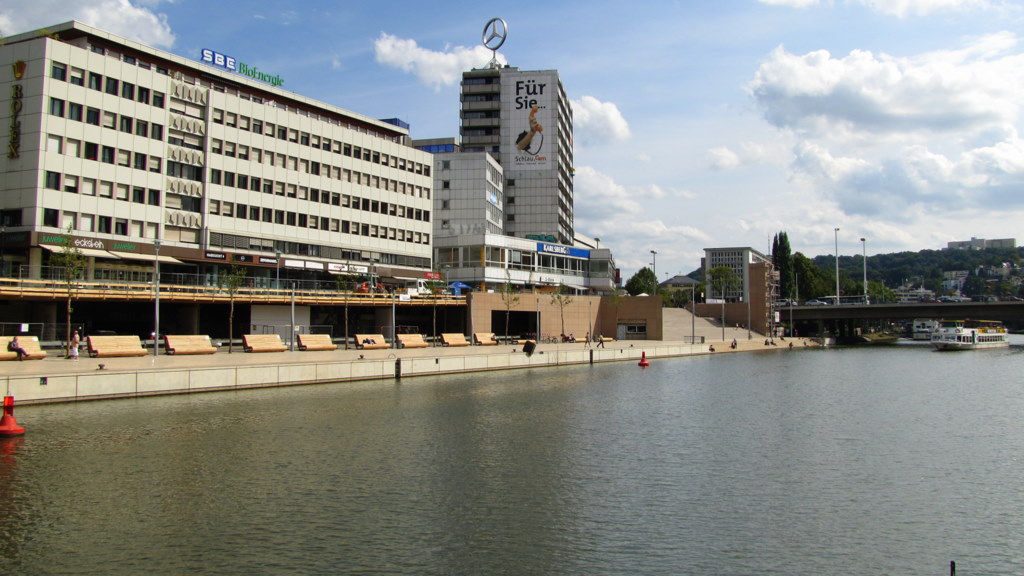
[88,72,102,90]
[101,146,115,164]
[121,82,135,100]
[152,91,165,108]
[102,111,116,129]
[45,171,61,190]
[46,135,63,153]
[84,142,98,160]
[148,189,161,206]
[134,153,147,170]
[69,67,84,86]
[132,187,145,203]
[86,107,100,126]
[43,208,60,228]
[68,103,83,121]
[51,62,67,81]
[151,123,164,140]
[114,219,128,235]
[135,120,149,137]
[137,87,150,104]
[64,175,79,193]
[119,116,133,133]
[105,77,119,95]
[49,98,65,117]
[97,216,112,233]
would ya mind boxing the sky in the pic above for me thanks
[3,0,1024,280]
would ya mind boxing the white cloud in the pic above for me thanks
[373,33,505,91]
[2,0,175,48]
[708,147,742,170]
[759,0,822,7]
[856,0,993,17]
[747,34,1024,140]
[570,96,631,146]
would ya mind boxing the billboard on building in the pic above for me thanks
[503,72,555,170]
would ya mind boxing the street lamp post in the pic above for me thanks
[1,225,6,277]
[153,238,160,356]
[650,250,657,293]
[834,227,840,304]
[861,237,868,304]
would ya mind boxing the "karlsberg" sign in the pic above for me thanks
[537,243,589,258]
[200,48,284,87]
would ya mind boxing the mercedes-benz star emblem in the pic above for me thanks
[482,18,507,52]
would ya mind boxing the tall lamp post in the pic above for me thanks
[861,237,868,304]
[650,250,657,293]
[1,225,6,277]
[834,227,840,304]
[153,238,160,356]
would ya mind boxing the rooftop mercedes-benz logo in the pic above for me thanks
[482,18,507,52]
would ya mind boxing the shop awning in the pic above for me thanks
[106,251,184,264]
[39,244,116,259]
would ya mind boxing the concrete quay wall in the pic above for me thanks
[5,343,711,405]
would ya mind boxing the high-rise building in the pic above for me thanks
[460,67,574,244]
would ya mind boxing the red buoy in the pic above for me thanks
[638,351,650,368]
[0,396,26,437]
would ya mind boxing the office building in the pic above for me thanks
[1,21,434,287]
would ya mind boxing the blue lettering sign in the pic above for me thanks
[201,48,237,72]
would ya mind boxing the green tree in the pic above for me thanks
[499,270,520,344]
[550,284,574,339]
[625,267,657,296]
[219,265,247,353]
[48,225,87,358]
[772,231,793,301]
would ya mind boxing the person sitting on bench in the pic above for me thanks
[8,336,27,361]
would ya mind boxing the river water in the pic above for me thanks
[2,342,1024,575]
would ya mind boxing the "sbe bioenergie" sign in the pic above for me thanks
[200,48,284,88]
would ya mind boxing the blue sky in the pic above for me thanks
[4,0,1024,279]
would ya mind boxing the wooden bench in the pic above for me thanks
[396,334,429,348]
[0,336,48,360]
[355,334,390,350]
[164,334,217,355]
[441,333,470,347]
[474,332,499,346]
[297,333,337,351]
[242,334,288,353]
[87,335,148,358]
[516,339,537,346]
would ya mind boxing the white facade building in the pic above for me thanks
[1,21,433,286]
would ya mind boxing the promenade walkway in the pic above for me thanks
[1,309,817,404]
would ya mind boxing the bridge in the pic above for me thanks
[782,301,1024,335]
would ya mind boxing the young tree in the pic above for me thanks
[334,275,355,350]
[424,274,447,346]
[550,284,574,340]
[219,265,247,353]
[499,270,520,344]
[707,265,740,339]
[48,225,87,358]
[773,231,793,300]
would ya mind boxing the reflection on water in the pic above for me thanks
[2,344,1024,575]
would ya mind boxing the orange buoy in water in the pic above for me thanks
[0,396,26,437]
[638,351,650,368]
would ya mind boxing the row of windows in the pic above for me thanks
[208,139,432,200]
[207,200,430,245]
[46,133,163,173]
[211,108,430,177]
[50,61,166,107]
[48,97,166,140]
[208,231,432,269]
[42,169,162,206]
[209,169,430,223]
[42,208,157,238]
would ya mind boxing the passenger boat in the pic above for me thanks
[931,319,1009,351]
[910,319,939,341]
